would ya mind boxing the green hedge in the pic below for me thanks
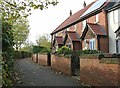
[13,51,31,59]
[100,58,119,64]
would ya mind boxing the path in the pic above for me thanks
[14,58,82,87]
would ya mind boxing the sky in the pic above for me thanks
[28,0,95,44]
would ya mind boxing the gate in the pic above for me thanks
[71,52,80,76]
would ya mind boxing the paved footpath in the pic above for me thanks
[14,58,82,87]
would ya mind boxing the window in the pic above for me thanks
[74,25,77,31]
[84,39,89,50]
[82,20,86,32]
[67,28,70,31]
[96,14,99,23]
[89,39,96,50]
[66,44,71,48]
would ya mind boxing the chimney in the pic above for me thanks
[70,10,72,16]
[83,1,86,8]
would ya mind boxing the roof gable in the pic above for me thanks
[53,36,63,46]
[81,23,107,40]
[64,31,80,44]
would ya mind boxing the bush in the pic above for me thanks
[13,51,31,59]
[40,47,50,54]
[72,49,101,56]
[57,46,72,56]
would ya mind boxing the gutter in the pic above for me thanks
[106,4,120,12]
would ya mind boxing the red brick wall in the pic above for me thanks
[51,54,72,75]
[32,54,38,63]
[99,37,109,53]
[38,54,48,66]
[80,57,119,86]
[73,41,81,51]
[87,15,96,23]
[118,62,120,86]
[76,22,82,36]
[87,12,108,35]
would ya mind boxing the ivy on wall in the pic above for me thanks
[2,21,14,86]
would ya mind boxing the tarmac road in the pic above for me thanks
[14,58,82,87]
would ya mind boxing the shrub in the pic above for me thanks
[40,47,50,54]
[57,46,72,56]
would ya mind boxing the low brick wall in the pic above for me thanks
[80,57,119,86]
[32,54,38,63]
[38,54,48,66]
[51,54,72,75]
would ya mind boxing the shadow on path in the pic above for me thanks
[14,58,82,86]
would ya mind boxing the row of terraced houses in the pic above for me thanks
[51,0,120,54]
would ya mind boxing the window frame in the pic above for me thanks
[89,39,96,50]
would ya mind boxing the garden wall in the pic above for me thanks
[32,54,38,63]
[80,57,119,86]
[38,54,48,66]
[51,54,72,75]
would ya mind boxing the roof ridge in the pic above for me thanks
[51,17,70,34]
[51,1,95,35]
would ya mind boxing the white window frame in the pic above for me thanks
[67,27,70,31]
[89,39,96,50]
[96,14,99,23]
[74,25,77,31]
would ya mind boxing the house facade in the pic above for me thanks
[51,0,119,53]
[107,0,120,54]
[51,2,94,52]
[64,31,81,51]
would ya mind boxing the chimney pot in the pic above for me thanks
[83,1,86,8]
[70,10,72,16]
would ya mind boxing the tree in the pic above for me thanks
[12,17,29,50]
[0,0,58,23]
[36,34,51,49]
[1,0,58,86]
[2,21,14,86]
[20,41,33,53]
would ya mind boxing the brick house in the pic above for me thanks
[106,0,120,53]
[50,2,94,52]
[63,31,81,51]
[51,0,117,53]
[79,0,112,53]
[81,23,107,51]
[52,36,63,53]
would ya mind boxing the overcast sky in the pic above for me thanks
[28,0,95,44]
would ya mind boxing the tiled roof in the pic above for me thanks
[55,36,63,44]
[88,23,107,36]
[51,2,95,35]
[66,31,80,41]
